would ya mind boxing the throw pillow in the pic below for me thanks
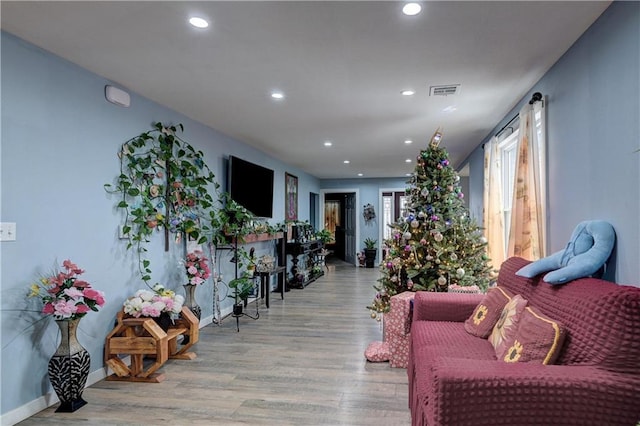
[501,306,567,364]
[489,294,528,359]
[464,287,514,338]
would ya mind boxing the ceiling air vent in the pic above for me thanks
[429,84,460,96]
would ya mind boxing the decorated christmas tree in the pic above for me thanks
[368,130,492,321]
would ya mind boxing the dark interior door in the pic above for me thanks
[344,193,356,264]
[324,192,356,264]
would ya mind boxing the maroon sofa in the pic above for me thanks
[408,256,640,426]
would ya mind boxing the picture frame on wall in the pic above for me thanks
[285,172,298,221]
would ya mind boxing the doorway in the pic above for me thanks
[320,189,359,265]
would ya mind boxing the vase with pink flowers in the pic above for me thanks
[28,259,106,412]
[181,250,211,320]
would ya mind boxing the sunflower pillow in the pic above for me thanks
[501,306,567,364]
[464,287,514,338]
[489,294,528,359]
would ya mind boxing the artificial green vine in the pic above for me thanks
[105,122,220,284]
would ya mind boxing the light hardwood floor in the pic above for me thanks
[18,261,411,425]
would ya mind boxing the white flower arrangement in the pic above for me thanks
[123,284,184,318]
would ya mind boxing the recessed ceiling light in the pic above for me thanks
[189,17,209,28]
[271,92,285,100]
[357,173,363,177]
[401,90,415,96]
[324,141,332,147]
[405,158,412,163]
[402,3,422,16]
[343,160,350,164]
[443,105,457,113]
[405,173,412,176]
[404,139,413,144]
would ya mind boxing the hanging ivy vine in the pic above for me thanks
[105,122,220,284]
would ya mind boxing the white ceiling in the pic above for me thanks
[1,1,610,179]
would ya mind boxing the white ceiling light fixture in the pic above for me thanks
[324,141,332,147]
[343,160,350,164]
[402,3,422,16]
[401,89,415,96]
[189,17,209,29]
[404,139,413,144]
[405,158,412,163]
[357,173,363,177]
[271,91,285,100]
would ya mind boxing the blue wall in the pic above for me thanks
[320,177,407,252]
[464,2,639,285]
[0,32,320,417]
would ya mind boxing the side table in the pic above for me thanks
[255,266,287,308]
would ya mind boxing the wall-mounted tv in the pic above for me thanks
[228,155,274,218]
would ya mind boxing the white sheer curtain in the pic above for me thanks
[483,136,506,272]
[507,101,547,260]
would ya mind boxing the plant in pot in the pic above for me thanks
[208,194,255,247]
[315,228,332,245]
[228,273,255,316]
[363,238,378,268]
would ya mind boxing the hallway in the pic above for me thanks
[18,262,410,425]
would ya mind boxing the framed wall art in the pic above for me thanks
[285,172,298,221]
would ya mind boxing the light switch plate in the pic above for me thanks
[0,222,17,241]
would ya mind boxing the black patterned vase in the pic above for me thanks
[47,318,90,412]
[183,284,201,320]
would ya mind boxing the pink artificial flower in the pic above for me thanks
[158,296,174,310]
[73,279,90,288]
[191,276,204,285]
[83,288,105,306]
[141,304,161,317]
[42,303,55,315]
[75,304,90,314]
[62,259,84,275]
[52,299,78,318]
[63,287,84,299]
[187,266,198,275]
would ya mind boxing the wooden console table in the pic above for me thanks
[104,306,199,383]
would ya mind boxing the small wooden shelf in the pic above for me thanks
[104,306,199,383]
[244,232,284,243]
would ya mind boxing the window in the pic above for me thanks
[382,191,407,241]
[498,129,519,253]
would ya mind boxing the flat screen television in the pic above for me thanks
[228,155,274,218]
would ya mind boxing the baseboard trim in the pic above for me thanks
[0,365,108,426]
[0,315,222,425]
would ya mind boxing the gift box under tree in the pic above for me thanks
[386,291,415,368]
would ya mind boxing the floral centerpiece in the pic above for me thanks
[184,250,211,285]
[123,284,184,318]
[28,259,106,320]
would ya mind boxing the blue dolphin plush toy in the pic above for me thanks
[516,220,615,284]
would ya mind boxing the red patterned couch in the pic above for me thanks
[408,256,640,426]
